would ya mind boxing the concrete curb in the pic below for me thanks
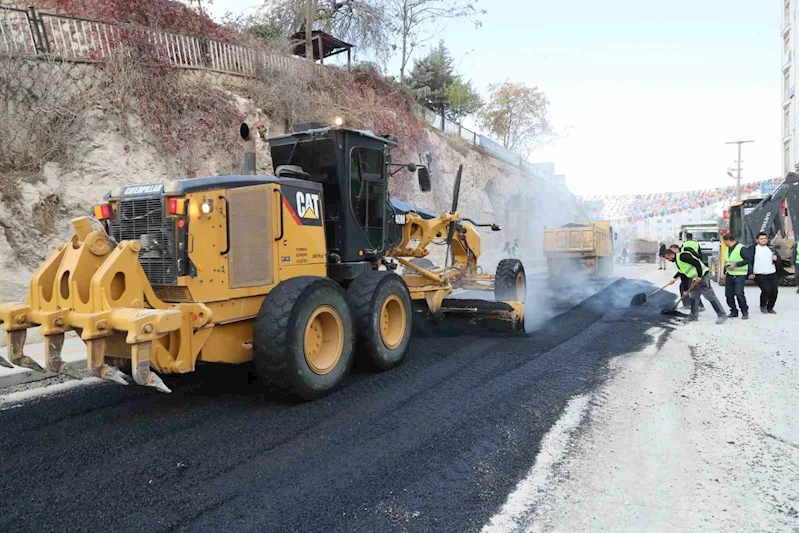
[0,338,86,390]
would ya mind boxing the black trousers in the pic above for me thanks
[724,275,748,313]
[754,273,778,310]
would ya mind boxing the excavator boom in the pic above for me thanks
[742,173,799,240]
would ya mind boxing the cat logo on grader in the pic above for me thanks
[297,191,320,220]
[0,124,526,399]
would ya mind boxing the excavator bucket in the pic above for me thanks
[0,217,183,392]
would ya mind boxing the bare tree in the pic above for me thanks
[259,0,392,61]
[479,81,554,158]
[388,0,484,84]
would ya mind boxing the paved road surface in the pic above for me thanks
[0,277,672,533]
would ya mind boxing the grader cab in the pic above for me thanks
[0,124,526,399]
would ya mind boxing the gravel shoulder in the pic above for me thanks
[490,266,799,532]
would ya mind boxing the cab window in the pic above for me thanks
[349,147,385,247]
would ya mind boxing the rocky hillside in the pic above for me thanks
[0,59,580,306]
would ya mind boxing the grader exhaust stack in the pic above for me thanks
[240,123,256,175]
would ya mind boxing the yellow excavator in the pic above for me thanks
[0,123,525,399]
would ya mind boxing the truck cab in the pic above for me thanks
[679,223,720,264]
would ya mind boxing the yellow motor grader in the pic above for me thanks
[0,123,525,399]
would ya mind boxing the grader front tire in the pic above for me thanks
[495,259,526,302]
[346,271,412,371]
[253,277,355,400]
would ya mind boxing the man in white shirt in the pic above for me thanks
[748,232,779,314]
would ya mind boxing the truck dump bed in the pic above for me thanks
[543,221,612,257]
[628,238,659,263]
[543,221,613,275]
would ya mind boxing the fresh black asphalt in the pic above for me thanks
[0,278,675,533]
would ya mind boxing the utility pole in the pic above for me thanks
[725,140,755,201]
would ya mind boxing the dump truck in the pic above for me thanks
[627,238,659,263]
[0,123,526,399]
[543,221,614,276]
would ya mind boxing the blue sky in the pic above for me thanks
[210,0,782,196]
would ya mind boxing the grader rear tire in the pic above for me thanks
[347,271,412,370]
[253,276,354,400]
[495,259,526,302]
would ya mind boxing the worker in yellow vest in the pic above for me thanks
[664,244,727,324]
[677,233,704,310]
[681,233,701,257]
[721,233,750,319]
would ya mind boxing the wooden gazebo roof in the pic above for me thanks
[291,30,353,68]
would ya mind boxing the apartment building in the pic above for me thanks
[784,0,796,175]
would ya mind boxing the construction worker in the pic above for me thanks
[511,239,520,259]
[681,232,700,256]
[677,233,704,310]
[721,233,750,319]
[664,244,727,324]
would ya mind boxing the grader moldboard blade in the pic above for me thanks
[412,298,525,337]
[0,217,182,393]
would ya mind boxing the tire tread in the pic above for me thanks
[253,276,347,395]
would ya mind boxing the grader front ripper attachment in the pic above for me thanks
[0,217,202,393]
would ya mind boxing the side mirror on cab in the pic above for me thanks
[417,166,431,192]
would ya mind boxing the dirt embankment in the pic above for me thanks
[0,62,579,303]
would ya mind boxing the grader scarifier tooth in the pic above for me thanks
[131,341,171,393]
[86,339,129,386]
[5,329,46,372]
[44,333,81,379]
[0,304,45,372]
